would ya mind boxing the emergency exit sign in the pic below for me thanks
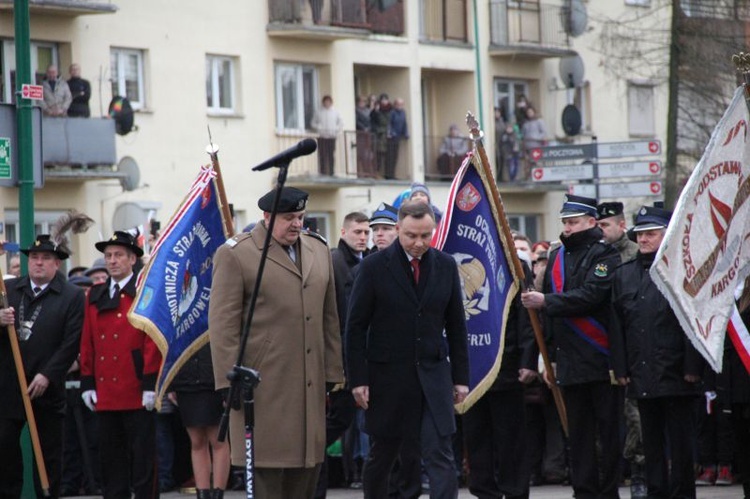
[0,138,10,180]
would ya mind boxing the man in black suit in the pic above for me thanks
[0,235,85,498]
[347,201,469,499]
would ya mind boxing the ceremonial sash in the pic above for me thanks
[551,247,610,355]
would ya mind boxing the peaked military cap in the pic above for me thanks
[95,231,144,257]
[633,205,672,232]
[257,187,309,213]
[560,194,598,219]
[20,234,69,260]
[596,202,624,220]
[369,202,398,227]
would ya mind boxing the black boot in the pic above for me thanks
[211,489,224,499]
[196,489,211,499]
[630,463,647,499]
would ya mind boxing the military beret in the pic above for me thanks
[95,231,144,257]
[596,202,624,220]
[633,206,672,232]
[20,235,69,260]
[369,202,398,227]
[257,187,309,213]
[560,194,597,219]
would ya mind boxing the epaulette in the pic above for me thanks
[302,229,328,246]
[224,232,252,248]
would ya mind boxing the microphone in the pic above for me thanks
[252,138,318,171]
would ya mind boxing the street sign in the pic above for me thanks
[571,181,663,198]
[597,140,661,159]
[530,143,596,162]
[598,160,661,178]
[531,164,593,182]
[0,138,10,180]
[21,84,43,100]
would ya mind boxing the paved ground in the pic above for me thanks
[71,483,743,498]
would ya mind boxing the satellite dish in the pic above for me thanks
[117,156,141,192]
[108,96,134,135]
[112,202,149,232]
[562,104,582,136]
[566,0,588,37]
[559,55,585,88]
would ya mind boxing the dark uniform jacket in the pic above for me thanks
[80,275,161,411]
[705,307,750,406]
[0,274,84,418]
[331,239,368,334]
[492,262,538,391]
[543,226,620,386]
[170,343,214,392]
[610,252,703,398]
[346,240,469,438]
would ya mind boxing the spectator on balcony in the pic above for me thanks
[309,0,323,24]
[436,124,470,178]
[355,96,376,178]
[67,64,91,118]
[370,93,391,179]
[386,98,409,180]
[521,107,548,180]
[499,122,521,182]
[311,95,343,176]
[41,64,72,117]
[514,94,532,129]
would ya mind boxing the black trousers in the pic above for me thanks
[731,403,750,498]
[364,406,457,499]
[638,397,697,499]
[463,388,530,499]
[0,410,64,499]
[315,389,357,498]
[317,137,336,176]
[562,381,623,499]
[98,409,159,499]
[696,399,734,465]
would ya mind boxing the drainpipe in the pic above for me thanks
[472,0,484,129]
[14,0,34,275]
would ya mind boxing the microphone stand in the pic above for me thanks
[217,161,291,499]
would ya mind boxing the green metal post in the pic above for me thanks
[14,0,35,276]
[472,0,484,129]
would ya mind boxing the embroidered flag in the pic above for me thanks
[650,86,750,372]
[433,153,520,413]
[128,165,231,405]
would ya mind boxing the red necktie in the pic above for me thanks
[410,258,420,284]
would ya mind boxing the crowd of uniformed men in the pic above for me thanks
[1,182,749,499]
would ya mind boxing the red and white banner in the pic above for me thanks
[650,86,750,372]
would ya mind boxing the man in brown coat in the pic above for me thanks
[209,187,343,499]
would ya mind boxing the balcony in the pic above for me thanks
[275,130,412,186]
[267,0,404,40]
[42,117,125,182]
[420,0,469,44]
[0,0,117,16]
[489,0,575,58]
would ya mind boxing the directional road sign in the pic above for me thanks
[571,181,663,199]
[597,140,661,159]
[530,143,596,162]
[598,160,661,178]
[531,164,593,182]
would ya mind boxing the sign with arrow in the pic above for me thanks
[572,181,662,198]
[598,160,661,178]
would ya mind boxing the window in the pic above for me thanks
[507,214,539,243]
[110,48,145,109]
[304,212,331,243]
[628,82,655,137]
[275,63,318,132]
[574,81,591,132]
[4,210,69,271]
[206,55,235,113]
[493,79,529,125]
[1,41,59,104]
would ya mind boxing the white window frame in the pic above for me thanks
[206,55,236,114]
[110,47,145,110]
[304,212,331,243]
[1,40,59,103]
[507,214,539,243]
[274,62,319,133]
[627,81,656,137]
[493,78,530,125]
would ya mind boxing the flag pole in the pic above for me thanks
[465,112,568,437]
[0,273,50,496]
[206,127,236,238]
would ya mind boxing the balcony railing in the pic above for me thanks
[489,0,571,55]
[423,134,472,181]
[43,117,116,167]
[0,0,117,15]
[275,130,411,181]
[268,0,404,36]
[421,0,468,43]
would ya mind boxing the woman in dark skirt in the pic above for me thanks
[170,343,230,499]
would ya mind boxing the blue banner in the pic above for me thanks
[433,154,520,412]
[128,165,230,404]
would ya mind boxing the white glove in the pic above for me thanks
[142,391,156,411]
[81,390,97,412]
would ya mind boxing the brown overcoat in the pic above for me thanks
[209,222,343,468]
